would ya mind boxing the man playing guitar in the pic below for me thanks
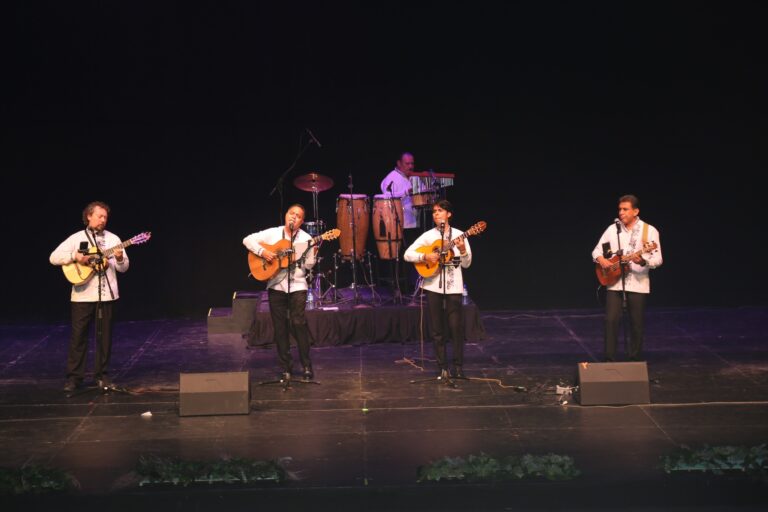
[404,200,473,380]
[592,195,663,362]
[243,204,317,382]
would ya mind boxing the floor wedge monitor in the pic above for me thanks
[578,362,650,406]
[179,371,250,416]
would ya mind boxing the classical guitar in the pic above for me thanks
[414,221,487,278]
[594,241,658,286]
[62,232,152,285]
[248,228,341,281]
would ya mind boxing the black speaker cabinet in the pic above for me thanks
[179,371,250,416]
[577,362,650,406]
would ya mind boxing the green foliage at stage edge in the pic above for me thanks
[661,444,768,480]
[0,466,79,495]
[136,455,291,486]
[417,453,581,483]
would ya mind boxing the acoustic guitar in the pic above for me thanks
[62,232,152,285]
[248,228,341,281]
[595,241,658,286]
[413,221,487,278]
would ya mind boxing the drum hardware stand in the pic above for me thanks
[409,276,425,306]
[387,188,404,305]
[363,251,381,305]
[345,173,362,305]
[318,252,340,304]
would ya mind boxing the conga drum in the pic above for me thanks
[372,195,404,260]
[336,194,369,260]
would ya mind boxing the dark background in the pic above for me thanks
[2,2,764,322]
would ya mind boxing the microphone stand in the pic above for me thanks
[438,221,454,387]
[269,133,314,225]
[258,224,319,390]
[616,220,630,359]
[67,229,129,398]
[388,185,403,304]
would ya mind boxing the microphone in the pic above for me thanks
[614,218,621,225]
[289,221,295,231]
[440,221,445,234]
[306,128,322,148]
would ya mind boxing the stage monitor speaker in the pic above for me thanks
[577,362,650,406]
[179,371,250,416]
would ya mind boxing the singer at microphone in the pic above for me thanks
[590,194,664,363]
[403,199,473,380]
[242,203,317,381]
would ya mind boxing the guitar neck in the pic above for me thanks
[103,239,133,258]
[445,231,470,251]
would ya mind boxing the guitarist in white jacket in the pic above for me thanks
[49,201,129,393]
[405,200,472,380]
[592,194,663,362]
[243,204,316,382]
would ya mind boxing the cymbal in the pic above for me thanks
[294,172,334,192]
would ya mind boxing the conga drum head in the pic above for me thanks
[336,194,369,260]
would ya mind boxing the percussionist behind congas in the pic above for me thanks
[380,152,419,231]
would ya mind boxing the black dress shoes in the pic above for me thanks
[453,366,466,379]
[96,375,113,390]
[302,366,314,381]
[63,378,82,392]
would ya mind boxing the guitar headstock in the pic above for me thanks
[130,232,152,245]
[320,229,341,241]
[465,221,487,236]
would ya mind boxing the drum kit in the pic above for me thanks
[292,172,409,307]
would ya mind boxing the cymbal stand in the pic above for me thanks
[318,251,340,304]
[363,251,381,305]
[346,173,361,304]
[305,186,323,309]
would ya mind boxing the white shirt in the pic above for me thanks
[404,227,472,294]
[243,226,316,292]
[381,168,417,228]
[49,229,130,302]
[591,219,663,294]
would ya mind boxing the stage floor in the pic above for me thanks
[2,307,768,510]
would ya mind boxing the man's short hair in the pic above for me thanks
[618,195,639,209]
[82,201,111,225]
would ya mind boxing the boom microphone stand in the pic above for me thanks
[269,133,315,224]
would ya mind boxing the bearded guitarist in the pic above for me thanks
[592,195,663,362]
[49,201,132,393]
[404,200,473,381]
[243,204,317,382]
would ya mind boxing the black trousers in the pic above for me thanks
[426,290,464,369]
[268,289,312,373]
[604,290,647,361]
[68,301,115,381]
